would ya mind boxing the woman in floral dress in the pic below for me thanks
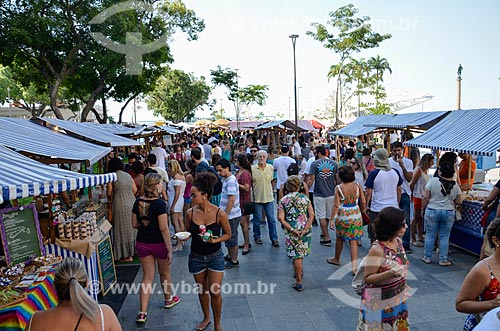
[327,166,366,275]
[357,207,410,331]
[277,175,315,291]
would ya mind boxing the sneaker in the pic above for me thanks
[260,221,267,226]
[421,257,431,264]
[224,254,230,262]
[411,241,424,247]
[312,220,318,226]
[439,260,452,267]
[404,246,413,254]
[164,296,181,309]
[320,240,332,246]
[272,240,280,247]
[224,260,240,269]
[254,238,263,245]
[136,312,147,323]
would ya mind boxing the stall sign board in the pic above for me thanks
[96,236,117,295]
[0,205,45,266]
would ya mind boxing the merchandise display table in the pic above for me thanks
[0,269,57,331]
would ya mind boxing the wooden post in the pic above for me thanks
[48,194,55,243]
[467,155,472,191]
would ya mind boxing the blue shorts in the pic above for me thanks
[188,248,224,274]
[225,217,241,248]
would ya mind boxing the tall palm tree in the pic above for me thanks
[344,58,370,117]
[368,55,392,109]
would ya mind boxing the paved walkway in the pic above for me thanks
[116,223,477,330]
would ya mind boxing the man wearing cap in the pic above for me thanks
[273,145,296,199]
[365,148,403,242]
[389,141,414,253]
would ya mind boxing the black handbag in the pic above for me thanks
[243,201,256,215]
[243,178,256,215]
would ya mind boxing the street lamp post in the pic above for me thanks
[235,68,240,131]
[289,34,299,138]
[298,86,302,120]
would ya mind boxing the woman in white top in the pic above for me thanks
[350,156,367,189]
[421,161,462,265]
[167,160,186,251]
[409,153,434,247]
[26,257,121,331]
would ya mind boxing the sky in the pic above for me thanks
[109,0,500,123]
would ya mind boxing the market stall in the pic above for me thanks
[405,108,500,255]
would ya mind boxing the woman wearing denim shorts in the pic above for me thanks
[184,172,231,331]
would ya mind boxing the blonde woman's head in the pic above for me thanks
[54,258,98,321]
[168,159,182,176]
[144,172,162,198]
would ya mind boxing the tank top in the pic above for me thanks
[28,305,104,331]
[413,168,429,199]
[189,208,222,255]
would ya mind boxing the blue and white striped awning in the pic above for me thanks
[80,122,146,136]
[405,109,500,156]
[0,145,116,204]
[363,111,450,129]
[330,115,394,137]
[0,117,112,165]
[35,117,140,147]
[159,125,183,134]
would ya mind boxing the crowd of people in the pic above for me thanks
[96,128,499,331]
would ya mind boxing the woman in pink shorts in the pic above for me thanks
[132,173,180,323]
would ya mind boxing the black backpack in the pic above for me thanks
[207,166,223,196]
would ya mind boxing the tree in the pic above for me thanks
[367,55,392,110]
[343,58,371,116]
[146,69,211,123]
[210,66,268,123]
[307,3,391,127]
[0,0,204,122]
[238,84,268,119]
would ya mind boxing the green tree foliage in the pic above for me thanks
[0,0,204,122]
[307,3,391,126]
[146,69,211,123]
[367,55,392,111]
[238,84,268,119]
[210,66,268,121]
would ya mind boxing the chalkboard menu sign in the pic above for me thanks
[96,236,116,295]
[0,205,45,266]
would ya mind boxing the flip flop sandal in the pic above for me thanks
[326,258,340,265]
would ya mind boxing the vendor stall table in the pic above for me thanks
[0,268,57,331]
[450,200,485,255]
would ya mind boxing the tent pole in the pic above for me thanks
[467,155,472,191]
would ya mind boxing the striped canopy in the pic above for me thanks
[35,117,140,147]
[0,117,111,165]
[330,115,394,137]
[0,145,116,204]
[363,111,450,130]
[79,122,146,136]
[405,108,500,156]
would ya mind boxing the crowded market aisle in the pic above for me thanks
[115,221,477,331]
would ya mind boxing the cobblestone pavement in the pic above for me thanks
[116,223,477,330]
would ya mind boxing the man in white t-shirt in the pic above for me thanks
[389,141,414,253]
[273,144,296,194]
[291,137,301,158]
[365,148,403,241]
[150,142,168,170]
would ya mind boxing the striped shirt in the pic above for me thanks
[220,175,242,219]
